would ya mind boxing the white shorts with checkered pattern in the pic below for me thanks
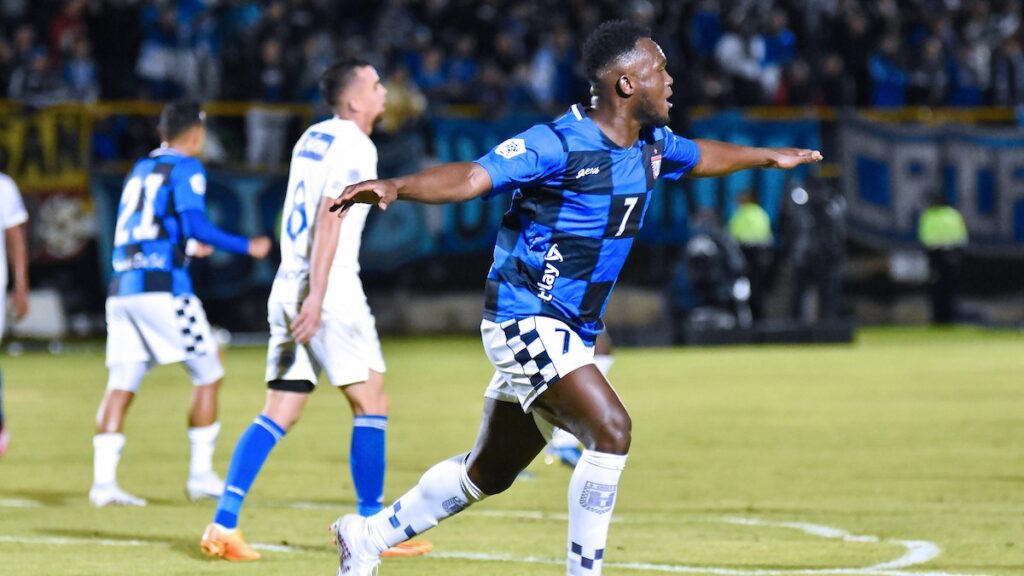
[105,293,224,386]
[481,316,595,413]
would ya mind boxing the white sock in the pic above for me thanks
[364,454,486,553]
[567,449,627,575]
[550,427,580,449]
[188,421,220,478]
[93,433,125,487]
[593,354,614,377]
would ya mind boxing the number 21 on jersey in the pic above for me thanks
[114,173,165,246]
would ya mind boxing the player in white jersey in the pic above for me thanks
[0,171,29,457]
[201,59,429,562]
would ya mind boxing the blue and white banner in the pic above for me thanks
[841,118,1024,257]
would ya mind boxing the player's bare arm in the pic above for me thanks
[291,200,346,344]
[690,140,823,177]
[330,162,493,214]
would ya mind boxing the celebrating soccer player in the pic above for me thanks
[328,21,822,575]
[92,101,272,507]
[200,60,430,561]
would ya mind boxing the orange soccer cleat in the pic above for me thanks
[200,523,261,561]
[381,539,434,558]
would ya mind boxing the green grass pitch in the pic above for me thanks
[0,327,1021,575]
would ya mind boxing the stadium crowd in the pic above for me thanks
[2,0,1024,112]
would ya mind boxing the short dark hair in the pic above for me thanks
[158,100,205,141]
[582,20,651,85]
[319,58,373,108]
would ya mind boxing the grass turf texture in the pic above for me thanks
[0,327,1021,575]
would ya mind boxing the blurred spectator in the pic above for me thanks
[180,9,222,101]
[245,38,292,167]
[908,37,949,107]
[445,34,478,103]
[413,47,448,102]
[135,5,180,100]
[8,48,67,107]
[776,59,814,106]
[12,24,41,69]
[295,31,334,105]
[868,34,908,107]
[763,8,796,69]
[918,192,968,324]
[949,40,987,106]
[831,9,872,105]
[379,64,427,135]
[818,52,855,107]
[530,26,576,113]
[689,0,722,60]
[64,36,98,102]
[0,37,14,94]
[49,0,87,66]
[715,15,770,105]
[991,37,1024,106]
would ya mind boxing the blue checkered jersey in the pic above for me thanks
[108,149,209,297]
[475,104,701,344]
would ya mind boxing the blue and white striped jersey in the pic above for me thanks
[475,104,701,344]
[108,148,207,297]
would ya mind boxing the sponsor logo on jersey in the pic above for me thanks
[297,131,335,161]
[189,173,207,195]
[575,166,601,179]
[494,138,526,159]
[579,481,616,514]
[536,243,563,302]
[112,251,168,272]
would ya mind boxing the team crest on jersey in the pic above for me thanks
[579,481,616,514]
[190,173,207,195]
[651,153,662,179]
[494,138,526,159]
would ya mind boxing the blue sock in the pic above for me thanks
[351,415,387,516]
[213,414,285,529]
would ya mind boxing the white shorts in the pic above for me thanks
[265,300,386,387]
[105,293,224,385]
[481,316,595,412]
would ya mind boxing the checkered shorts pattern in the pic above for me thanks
[482,316,595,411]
[499,317,560,391]
[175,296,208,356]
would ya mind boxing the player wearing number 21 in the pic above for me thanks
[92,101,271,507]
[328,20,822,575]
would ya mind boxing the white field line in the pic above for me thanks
[0,500,988,576]
[0,498,43,508]
[0,535,148,547]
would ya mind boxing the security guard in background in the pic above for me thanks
[918,193,968,324]
[727,193,774,321]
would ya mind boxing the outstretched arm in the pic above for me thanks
[690,139,822,178]
[330,162,493,214]
[180,210,271,258]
